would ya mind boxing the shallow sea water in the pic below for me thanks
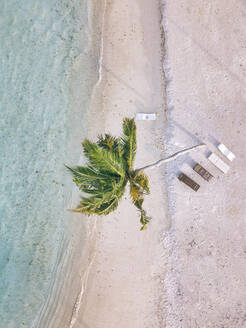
[0,1,93,327]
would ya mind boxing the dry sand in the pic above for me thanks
[71,0,169,327]
[163,0,246,327]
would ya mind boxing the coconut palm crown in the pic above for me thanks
[66,118,151,230]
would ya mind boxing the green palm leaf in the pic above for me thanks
[121,118,136,171]
[129,182,142,202]
[82,139,125,177]
[72,178,127,216]
[140,210,151,231]
[132,170,150,194]
[129,173,151,230]
[97,134,122,155]
[65,165,109,186]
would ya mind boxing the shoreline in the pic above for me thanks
[33,0,246,327]
[38,0,171,326]
[36,1,107,327]
[58,1,246,327]
[71,0,170,327]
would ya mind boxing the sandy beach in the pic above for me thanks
[41,0,246,327]
[3,0,246,325]
[71,0,169,327]
[163,1,246,327]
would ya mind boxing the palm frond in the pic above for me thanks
[131,192,151,230]
[133,198,144,210]
[129,182,141,202]
[71,177,127,216]
[95,197,120,216]
[97,134,122,155]
[82,139,125,177]
[72,192,124,216]
[140,210,151,231]
[132,170,150,194]
[65,165,109,186]
[121,118,136,171]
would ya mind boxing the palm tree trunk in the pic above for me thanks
[138,144,206,171]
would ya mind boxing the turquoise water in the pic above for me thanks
[0,1,92,327]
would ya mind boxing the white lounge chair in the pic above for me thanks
[208,153,230,174]
[218,143,235,161]
[135,113,156,121]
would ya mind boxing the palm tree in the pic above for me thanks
[66,118,151,230]
[66,118,205,230]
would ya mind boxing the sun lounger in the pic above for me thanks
[208,153,230,174]
[218,143,235,161]
[135,113,156,121]
[193,163,213,181]
[178,173,200,191]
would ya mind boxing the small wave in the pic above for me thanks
[68,223,97,328]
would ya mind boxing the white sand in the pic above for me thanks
[163,0,246,327]
[39,1,246,327]
[70,0,169,327]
